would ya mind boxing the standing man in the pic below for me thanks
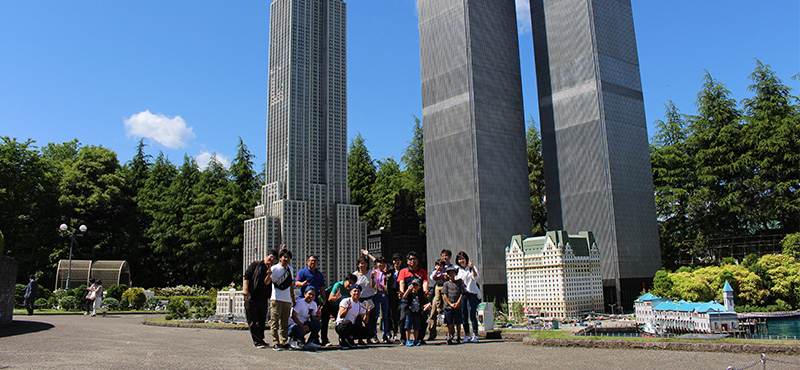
[267,249,296,351]
[243,249,277,349]
[295,255,325,306]
[23,275,38,315]
[427,249,453,340]
[397,251,428,344]
[387,253,404,342]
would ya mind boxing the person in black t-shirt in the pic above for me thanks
[243,249,278,348]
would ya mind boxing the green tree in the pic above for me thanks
[0,137,62,282]
[367,158,403,228]
[57,145,133,262]
[740,60,800,233]
[782,233,800,259]
[138,152,178,287]
[650,269,674,299]
[122,140,153,287]
[526,116,546,236]
[347,133,377,229]
[650,102,694,269]
[686,72,746,238]
[401,116,425,233]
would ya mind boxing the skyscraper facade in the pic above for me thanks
[418,0,531,298]
[244,0,365,281]
[530,0,662,308]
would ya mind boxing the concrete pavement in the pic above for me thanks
[1,314,798,370]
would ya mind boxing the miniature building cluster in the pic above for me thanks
[505,231,604,320]
[634,282,738,334]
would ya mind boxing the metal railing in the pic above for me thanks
[727,353,800,370]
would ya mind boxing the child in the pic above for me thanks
[427,258,447,339]
[403,278,427,346]
[442,266,464,344]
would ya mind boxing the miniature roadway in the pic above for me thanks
[1,314,797,370]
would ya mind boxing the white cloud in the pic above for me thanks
[516,0,532,34]
[195,151,230,170]
[124,110,195,149]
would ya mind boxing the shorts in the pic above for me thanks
[404,313,422,330]
[444,308,462,325]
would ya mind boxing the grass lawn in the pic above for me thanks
[13,308,166,315]
[526,330,798,346]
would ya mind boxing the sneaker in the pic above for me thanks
[272,344,283,351]
[357,339,367,346]
[321,339,331,347]
[83,312,88,316]
[281,343,291,350]
[456,337,462,344]
[369,336,380,344]
[339,339,350,350]
[289,340,300,350]
[406,340,414,347]
[471,335,479,343]
[446,338,453,345]
[255,343,268,349]
[414,340,421,346]
[303,342,320,351]
[102,311,106,317]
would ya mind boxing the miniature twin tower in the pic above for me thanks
[245,0,661,309]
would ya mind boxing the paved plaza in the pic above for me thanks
[1,314,797,370]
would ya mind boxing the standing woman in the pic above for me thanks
[91,280,107,317]
[455,251,479,342]
[84,279,96,315]
[353,256,377,343]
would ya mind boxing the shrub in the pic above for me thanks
[69,284,88,300]
[102,297,120,311]
[167,297,189,319]
[37,284,52,301]
[14,284,26,305]
[145,296,163,310]
[34,298,48,308]
[59,296,78,311]
[106,284,128,301]
[47,296,58,308]
[156,285,208,297]
[121,288,146,310]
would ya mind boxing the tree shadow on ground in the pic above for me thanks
[0,319,55,338]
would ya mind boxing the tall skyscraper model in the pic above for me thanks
[244,0,365,281]
[418,0,531,297]
[530,0,661,308]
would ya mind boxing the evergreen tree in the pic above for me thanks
[348,133,377,229]
[526,116,546,236]
[741,60,800,233]
[138,152,177,287]
[686,72,745,238]
[401,116,425,233]
[650,102,693,268]
[368,158,403,229]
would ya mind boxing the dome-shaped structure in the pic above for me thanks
[55,260,130,289]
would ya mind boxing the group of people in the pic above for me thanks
[84,279,106,317]
[22,275,106,317]
[243,247,482,351]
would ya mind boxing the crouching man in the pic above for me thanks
[334,284,372,349]
[289,288,322,350]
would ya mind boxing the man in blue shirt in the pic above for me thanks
[23,275,38,315]
[295,255,325,303]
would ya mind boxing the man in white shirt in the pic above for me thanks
[289,288,322,350]
[267,249,296,350]
[334,284,371,349]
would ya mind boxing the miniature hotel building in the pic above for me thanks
[634,281,739,333]
[505,231,604,320]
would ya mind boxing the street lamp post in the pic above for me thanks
[59,223,87,289]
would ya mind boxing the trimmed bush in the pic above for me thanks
[102,297,120,311]
[121,288,146,310]
[145,296,163,310]
[34,298,48,308]
[14,284,26,305]
[167,297,189,320]
[106,284,128,301]
[59,296,78,311]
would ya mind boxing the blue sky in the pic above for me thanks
[1,1,797,170]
